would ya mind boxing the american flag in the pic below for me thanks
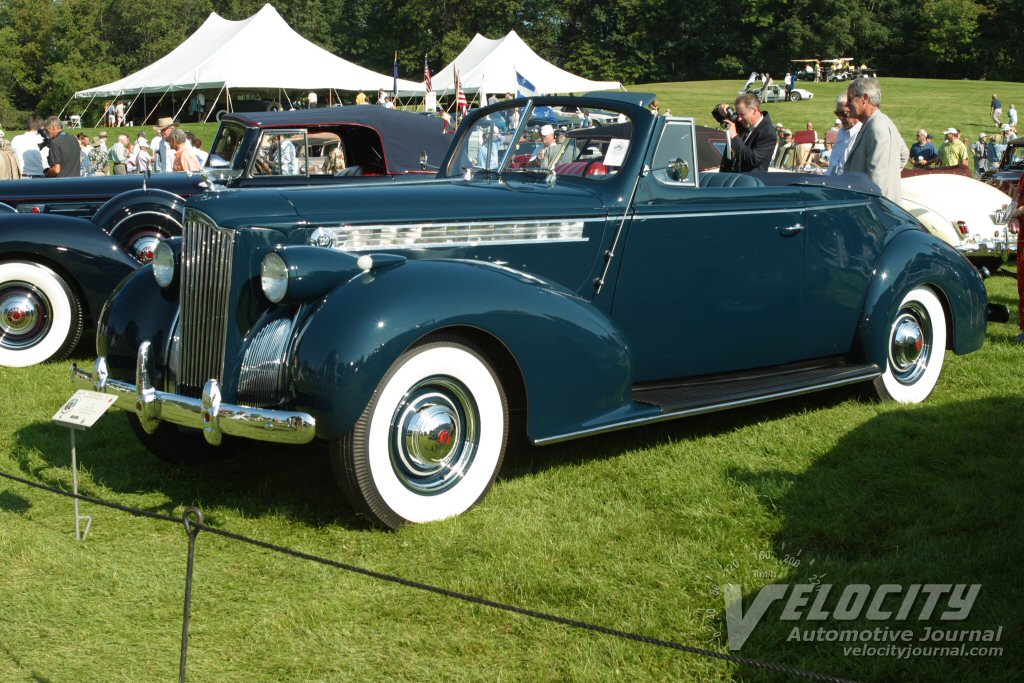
[424,55,432,93]
[456,71,468,116]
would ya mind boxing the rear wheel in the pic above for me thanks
[331,337,509,529]
[789,92,802,102]
[0,261,83,367]
[871,287,947,403]
[106,209,181,263]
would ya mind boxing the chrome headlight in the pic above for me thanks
[261,252,288,303]
[152,241,176,288]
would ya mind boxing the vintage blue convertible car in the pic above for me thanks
[0,107,450,367]
[75,92,990,528]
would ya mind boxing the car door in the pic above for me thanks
[608,119,807,383]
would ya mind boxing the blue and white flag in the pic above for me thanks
[516,71,540,98]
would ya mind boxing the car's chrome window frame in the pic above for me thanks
[650,117,699,188]
[248,128,310,178]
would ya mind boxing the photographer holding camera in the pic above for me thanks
[716,92,777,173]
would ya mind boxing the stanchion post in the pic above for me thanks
[180,506,203,683]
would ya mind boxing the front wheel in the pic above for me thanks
[331,337,509,529]
[871,287,947,403]
[0,261,83,367]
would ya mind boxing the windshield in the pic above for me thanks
[207,122,246,175]
[443,101,631,180]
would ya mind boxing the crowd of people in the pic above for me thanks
[0,114,207,180]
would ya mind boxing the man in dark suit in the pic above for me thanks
[719,92,777,172]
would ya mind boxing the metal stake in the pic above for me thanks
[69,428,92,541]
[180,506,203,683]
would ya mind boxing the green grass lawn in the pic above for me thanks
[640,77,1024,154]
[0,267,1020,681]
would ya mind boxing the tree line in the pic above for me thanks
[1,0,1021,128]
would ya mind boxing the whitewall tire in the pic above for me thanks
[872,286,947,404]
[332,337,509,529]
[0,261,83,368]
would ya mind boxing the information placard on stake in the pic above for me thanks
[52,390,118,429]
[52,390,117,540]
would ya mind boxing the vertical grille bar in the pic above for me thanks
[179,214,235,397]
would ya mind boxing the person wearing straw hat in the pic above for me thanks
[151,117,176,173]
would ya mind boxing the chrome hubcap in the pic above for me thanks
[390,377,479,495]
[129,232,161,263]
[889,305,931,384]
[0,282,51,350]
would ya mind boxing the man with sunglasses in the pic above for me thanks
[827,94,861,176]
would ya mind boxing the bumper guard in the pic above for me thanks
[71,341,316,446]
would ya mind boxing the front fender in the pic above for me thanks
[96,247,181,385]
[91,188,187,237]
[0,213,139,326]
[858,229,987,366]
[290,259,633,442]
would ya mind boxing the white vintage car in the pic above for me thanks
[901,173,1012,272]
[741,84,814,102]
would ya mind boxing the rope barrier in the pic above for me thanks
[0,468,859,683]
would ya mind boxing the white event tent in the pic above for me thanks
[72,4,423,122]
[429,31,621,102]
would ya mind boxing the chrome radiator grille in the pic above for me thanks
[179,214,235,397]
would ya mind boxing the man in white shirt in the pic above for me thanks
[10,115,48,177]
[828,94,862,176]
[151,117,177,173]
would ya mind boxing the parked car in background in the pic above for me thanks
[0,107,452,368]
[76,92,991,529]
[901,173,1013,273]
[984,136,1024,201]
[743,83,814,102]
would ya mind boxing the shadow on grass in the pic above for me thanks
[9,411,371,530]
[724,396,1024,682]
[8,381,864,533]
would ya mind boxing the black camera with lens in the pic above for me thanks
[711,103,739,128]
[37,127,51,150]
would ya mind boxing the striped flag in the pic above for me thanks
[424,55,432,93]
[456,70,468,116]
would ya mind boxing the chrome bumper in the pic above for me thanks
[955,239,1007,258]
[71,341,316,446]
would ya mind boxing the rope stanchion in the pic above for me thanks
[0,468,858,683]
[179,507,203,683]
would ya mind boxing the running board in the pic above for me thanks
[632,360,882,413]
[535,360,880,445]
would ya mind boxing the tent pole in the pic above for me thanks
[227,87,232,113]
[57,94,75,120]
[203,85,226,123]
[144,86,172,125]
[79,94,98,124]
[171,84,198,125]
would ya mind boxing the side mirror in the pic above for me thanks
[667,158,689,183]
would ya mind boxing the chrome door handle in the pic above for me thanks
[779,223,805,236]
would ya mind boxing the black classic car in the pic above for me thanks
[0,107,451,367]
[75,92,992,528]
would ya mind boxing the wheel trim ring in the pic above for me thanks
[0,281,54,350]
[389,376,480,495]
[888,303,932,385]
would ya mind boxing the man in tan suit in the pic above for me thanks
[843,77,909,204]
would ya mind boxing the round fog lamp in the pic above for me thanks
[152,241,175,288]
[261,252,289,303]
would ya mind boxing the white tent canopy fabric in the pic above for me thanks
[74,4,422,99]
[429,31,621,98]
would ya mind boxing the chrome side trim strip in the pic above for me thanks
[533,369,881,446]
[636,202,871,221]
[309,218,597,252]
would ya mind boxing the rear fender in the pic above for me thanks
[0,213,139,327]
[856,230,987,366]
[290,259,633,442]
